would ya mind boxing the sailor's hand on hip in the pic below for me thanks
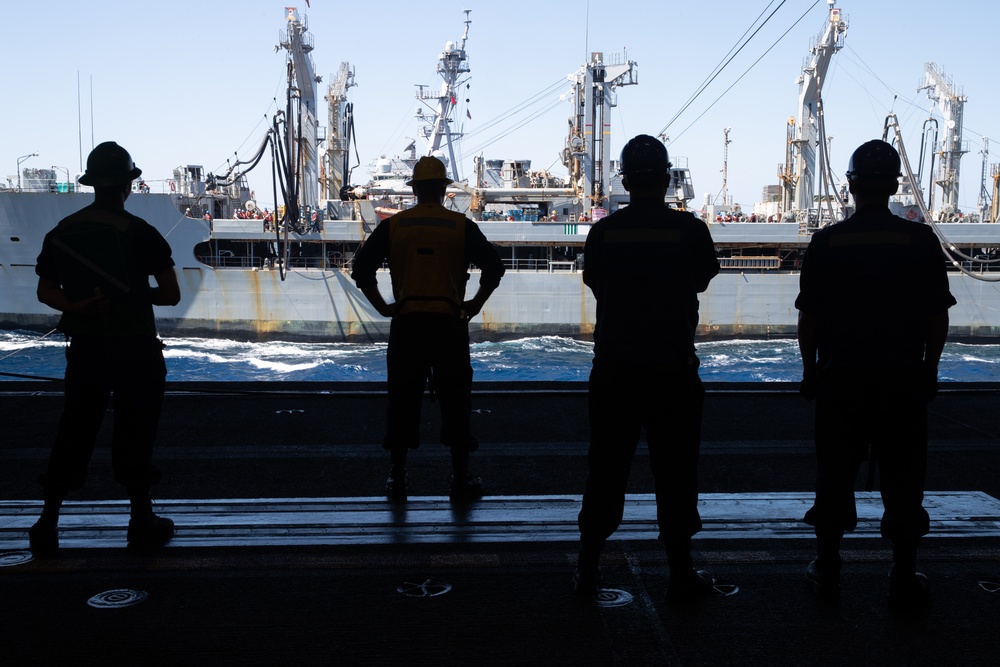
[461,300,482,321]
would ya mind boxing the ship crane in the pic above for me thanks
[278,7,322,217]
[884,113,1000,282]
[977,138,990,222]
[322,61,357,202]
[991,162,1000,224]
[919,62,968,220]
[563,51,638,214]
[781,0,846,226]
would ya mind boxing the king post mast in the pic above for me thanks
[920,62,968,219]
[572,52,638,215]
[786,1,846,219]
[280,7,321,212]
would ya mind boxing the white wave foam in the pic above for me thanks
[958,354,996,364]
[0,334,67,351]
[247,358,325,373]
[472,335,593,354]
[162,349,232,365]
[697,338,797,349]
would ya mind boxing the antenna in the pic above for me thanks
[460,9,472,50]
[77,71,83,171]
[717,127,732,207]
[90,75,95,151]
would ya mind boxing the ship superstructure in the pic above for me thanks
[2,3,999,342]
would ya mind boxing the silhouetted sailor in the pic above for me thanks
[575,135,720,600]
[796,139,956,608]
[351,156,505,502]
[29,141,181,556]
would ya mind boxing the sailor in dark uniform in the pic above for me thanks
[29,141,181,556]
[575,135,720,600]
[796,140,956,608]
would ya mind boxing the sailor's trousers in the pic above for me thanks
[804,366,931,543]
[39,334,166,494]
[383,313,477,453]
[578,359,705,544]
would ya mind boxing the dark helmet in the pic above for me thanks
[620,134,671,175]
[845,140,901,181]
[78,141,142,187]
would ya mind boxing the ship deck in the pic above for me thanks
[2,381,999,665]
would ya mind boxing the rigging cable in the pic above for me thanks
[659,0,788,136]
[208,67,287,179]
[218,131,274,186]
[462,98,566,159]
[269,124,286,281]
[847,44,990,213]
[462,78,568,140]
[665,0,822,144]
[885,113,1000,281]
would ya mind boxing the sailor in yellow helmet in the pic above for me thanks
[351,155,505,502]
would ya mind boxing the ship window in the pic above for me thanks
[10,237,20,242]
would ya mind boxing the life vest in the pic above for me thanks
[388,205,467,316]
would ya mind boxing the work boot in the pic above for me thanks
[573,566,603,598]
[888,567,930,610]
[29,488,65,558]
[386,465,407,502]
[28,519,59,558]
[667,568,717,601]
[805,559,841,601]
[127,514,175,551]
[574,537,605,598]
[449,472,483,503]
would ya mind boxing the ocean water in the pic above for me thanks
[1,330,997,384]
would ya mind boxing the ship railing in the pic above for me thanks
[549,261,578,272]
[718,256,781,270]
[286,257,333,270]
[503,258,581,272]
[202,255,260,269]
[957,257,1000,273]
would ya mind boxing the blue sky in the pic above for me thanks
[4,0,997,213]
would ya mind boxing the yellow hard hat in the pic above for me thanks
[406,156,453,186]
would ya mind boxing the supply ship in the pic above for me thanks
[2,4,998,341]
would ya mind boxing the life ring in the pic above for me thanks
[169,181,175,192]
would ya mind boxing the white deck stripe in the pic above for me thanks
[2,491,999,549]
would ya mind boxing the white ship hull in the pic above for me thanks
[4,191,1000,341]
